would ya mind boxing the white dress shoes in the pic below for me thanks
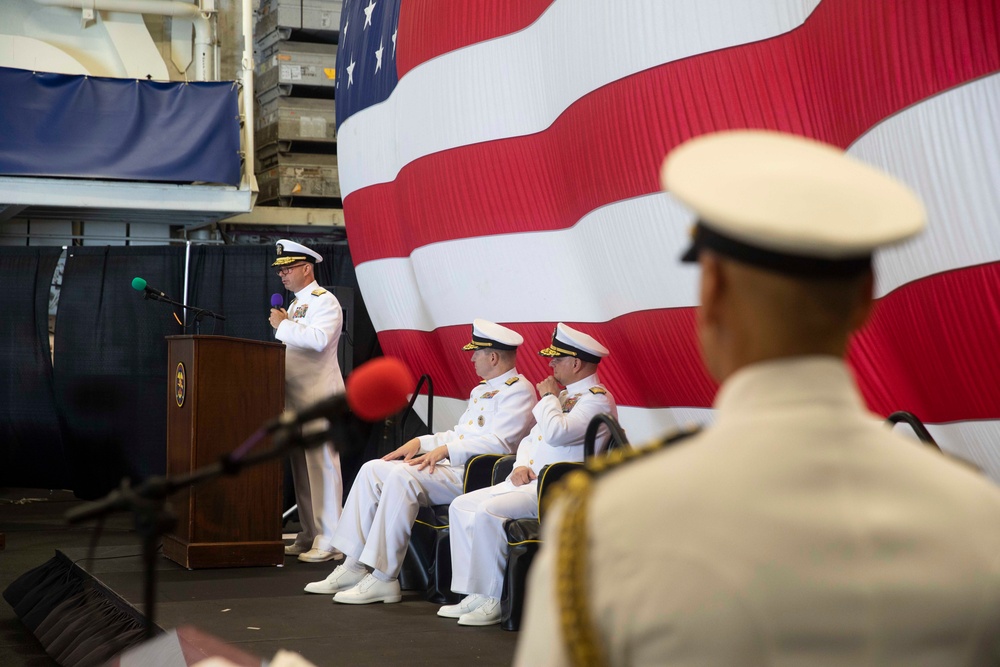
[284,543,309,556]
[297,548,341,563]
[333,574,402,605]
[438,594,488,619]
[457,596,502,626]
[303,565,366,594]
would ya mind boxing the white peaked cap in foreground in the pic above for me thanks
[662,130,926,277]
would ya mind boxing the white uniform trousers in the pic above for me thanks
[289,441,342,552]
[332,458,464,579]
[449,483,538,599]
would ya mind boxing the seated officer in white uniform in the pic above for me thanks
[302,320,537,604]
[269,239,345,564]
[443,323,618,626]
[516,131,1000,666]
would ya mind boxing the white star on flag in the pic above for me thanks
[392,28,397,56]
[346,58,355,87]
[363,0,376,29]
[343,19,349,40]
[375,40,384,73]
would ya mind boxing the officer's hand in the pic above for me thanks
[536,376,560,398]
[510,466,537,487]
[411,445,449,473]
[269,308,288,329]
[383,438,421,462]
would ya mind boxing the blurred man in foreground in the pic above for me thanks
[516,131,1000,666]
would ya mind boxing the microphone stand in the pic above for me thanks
[141,291,226,334]
[66,423,329,642]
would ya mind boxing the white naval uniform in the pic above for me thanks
[275,279,344,553]
[332,368,537,579]
[516,357,1000,666]
[450,372,617,599]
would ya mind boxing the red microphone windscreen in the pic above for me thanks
[346,357,415,422]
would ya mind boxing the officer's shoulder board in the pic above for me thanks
[311,288,328,296]
[505,376,520,386]
[553,425,702,666]
[478,380,487,385]
[589,386,607,395]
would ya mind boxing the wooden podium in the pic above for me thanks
[163,335,286,569]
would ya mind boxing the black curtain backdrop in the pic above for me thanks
[311,243,378,367]
[187,244,284,341]
[0,247,67,488]
[3,242,380,500]
[54,246,184,499]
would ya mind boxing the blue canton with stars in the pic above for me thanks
[335,0,401,133]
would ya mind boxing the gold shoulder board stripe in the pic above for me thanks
[589,386,607,395]
[478,380,487,385]
[311,288,328,296]
[505,377,520,386]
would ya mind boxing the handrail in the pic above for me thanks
[886,410,940,450]
[399,373,434,438]
[583,413,629,459]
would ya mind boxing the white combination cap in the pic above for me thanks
[539,323,609,364]
[272,239,323,267]
[462,319,524,351]
[662,130,926,277]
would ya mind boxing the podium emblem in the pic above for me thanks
[175,362,186,407]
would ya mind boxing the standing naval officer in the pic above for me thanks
[515,130,1000,666]
[270,239,345,564]
[444,323,617,626]
[304,320,538,604]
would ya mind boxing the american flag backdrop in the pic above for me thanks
[336,0,1000,479]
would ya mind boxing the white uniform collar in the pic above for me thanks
[564,371,601,395]
[293,280,321,300]
[714,355,866,418]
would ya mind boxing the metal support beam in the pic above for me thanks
[217,206,345,228]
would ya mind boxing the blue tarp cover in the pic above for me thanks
[0,67,241,186]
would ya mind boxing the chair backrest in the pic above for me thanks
[492,455,517,485]
[886,410,940,451]
[584,412,630,458]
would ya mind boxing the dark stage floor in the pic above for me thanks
[0,488,518,666]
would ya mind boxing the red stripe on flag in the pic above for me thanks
[378,262,1000,424]
[396,0,554,79]
[849,261,1000,423]
[346,0,1000,265]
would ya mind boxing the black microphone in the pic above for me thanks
[132,277,168,301]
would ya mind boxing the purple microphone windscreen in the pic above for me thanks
[270,293,283,308]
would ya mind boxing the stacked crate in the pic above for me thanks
[254,0,342,207]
